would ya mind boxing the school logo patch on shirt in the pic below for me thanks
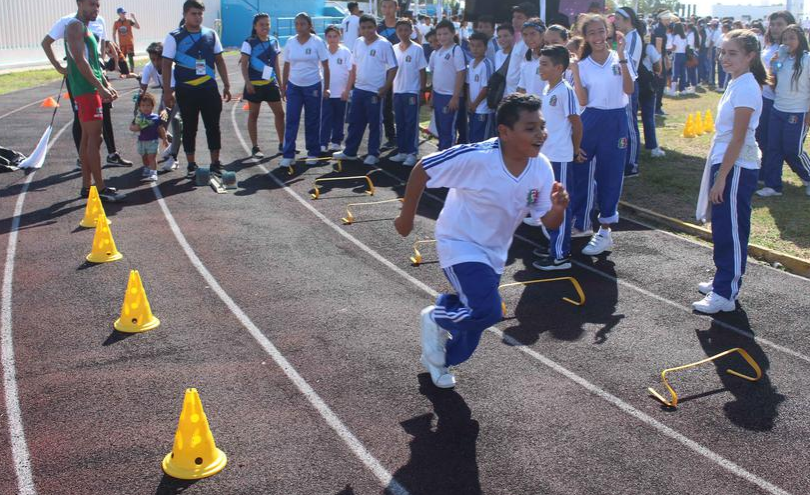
[337,58,344,65]
[550,95,557,106]
[444,53,451,60]
[526,189,539,206]
[789,114,799,124]
[306,48,312,55]
[618,137,628,149]
[612,64,621,76]
[474,74,480,82]
[370,49,377,56]
[406,55,412,62]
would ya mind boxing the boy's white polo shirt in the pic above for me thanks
[429,44,467,96]
[518,56,544,97]
[353,36,397,92]
[466,57,494,114]
[341,14,360,51]
[540,80,577,163]
[393,42,427,94]
[578,50,637,109]
[283,34,329,87]
[422,138,555,274]
[326,45,353,96]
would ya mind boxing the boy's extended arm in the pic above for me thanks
[394,162,429,237]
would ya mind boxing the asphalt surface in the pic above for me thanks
[0,60,809,495]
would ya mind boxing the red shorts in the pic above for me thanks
[75,93,103,123]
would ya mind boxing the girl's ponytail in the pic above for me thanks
[726,29,770,87]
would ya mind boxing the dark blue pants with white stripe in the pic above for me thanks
[283,81,323,159]
[674,53,687,92]
[762,108,810,192]
[433,92,463,151]
[320,97,347,148]
[393,93,419,155]
[710,163,758,301]
[549,161,574,259]
[756,96,774,162]
[639,93,658,150]
[343,88,383,158]
[625,81,640,173]
[468,112,493,143]
[434,262,503,367]
[571,108,628,232]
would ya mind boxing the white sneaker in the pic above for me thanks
[306,155,320,166]
[364,155,380,166]
[403,154,418,167]
[420,306,447,366]
[160,147,173,161]
[320,146,327,153]
[141,166,150,177]
[692,292,736,314]
[805,182,810,197]
[698,281,713,295]
[651,147,666,158]
[571,228,594,238]
[581,231,614,256]
[420,354,456,388]
[333,151,358,161]
[142,170,158,182]
[755,187,782,197]
[328,143,342,152]
[279,157,294,168]
[160,156,178,172]
[389,153,408,162]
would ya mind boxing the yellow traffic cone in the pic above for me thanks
[704,109,715,132]
[693,111,704,135]
[683,114,695,138]
[86,211,123,263]
[162,388,227,480]
[79,186,111,228]
[113,270,160,333]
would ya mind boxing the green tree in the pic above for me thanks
[619,0,680,15]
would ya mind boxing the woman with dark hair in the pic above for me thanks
[757,11,797,159]
[668,22,688,93]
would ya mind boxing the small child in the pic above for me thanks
[429,19,467,151]
[466,32,494,142]
[322,25,353,152]
[130,92,169,182]
[391,19,428,166]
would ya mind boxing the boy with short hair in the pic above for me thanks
[341,2,361,52]
[532,44,584,270]
[429,19,467,150]
[129,92,169,183]
[465,32,494,142]
[391,19,428,166]
[474,15,499,63]
[395,94,569,388]
[334,15,398,165]
[494,24,515,73]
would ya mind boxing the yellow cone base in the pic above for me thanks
[80,216,111,229]
[86,251,123,264]
[162,448,227,480]
[114,315,160,334]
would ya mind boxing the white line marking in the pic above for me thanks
[1,121,70,495]
[150,185,409,495]
[230,104,794,495]
[0,100,42,122]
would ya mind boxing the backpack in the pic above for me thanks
[0,146,25,172]
[486,52,511,110]
[637,45,656,101]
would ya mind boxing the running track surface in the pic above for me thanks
[0,61,809,495]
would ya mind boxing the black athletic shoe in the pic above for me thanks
[187,162,198,177]
[210,161,224,177]
[532,245,549,258]
[252,146,264,158]
[532,256,572,271]
[624,168,640,178]
[98,187,123,203]
[106,153,133,167]
[80,186,90,198]
[381,140,397,151]
[655,109,667,116]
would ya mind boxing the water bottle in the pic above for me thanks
[774,44,789,71]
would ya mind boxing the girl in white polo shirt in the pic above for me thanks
[320,25,353,153]
[429,19,467,151]
[694,30,765,314]
[756,11,794,158]
[391,19,428,166]
[758,24,810,197]
[569,14,636,256]
[281,13,330,168]
[516,19,546,97]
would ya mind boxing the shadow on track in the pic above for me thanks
[389,374,481,495]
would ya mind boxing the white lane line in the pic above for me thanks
[150,183,410,495]
[230,104,794,495]
[1,121,71,495]
[0,100,42,122]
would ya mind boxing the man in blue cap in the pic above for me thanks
[113,6,140,70]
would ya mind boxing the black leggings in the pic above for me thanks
[67,79,116,156]
[175,84,222,154]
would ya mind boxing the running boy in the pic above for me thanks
[390,19,427,166]
[334,14,398,165]
[130,92,169,182]
[466,32,494,142]
[429,19,467,150]
[395,94,570,388]
[532,45,584,270]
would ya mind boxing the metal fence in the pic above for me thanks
[272,16,345,45]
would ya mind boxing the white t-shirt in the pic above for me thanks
[422,138,555,274]
[48,14,106,56]
[686,31,695,50]
[712,29,724,48]
[494,49,509,72]
[283,34,329,87]
[353,36,397,93]
[578,50,637,110]
[393,42,427,94]
[540,80,578,163]
[326,45,353,97]
[761,44,779,100]
[429,44,467,96]
[710,72,763,170]
[518,57,544,97]
[625,29,643,72]
[417,22,432,38]
[670,36,687,54]
[773,53,810,114]
[341,15,360,52]
[466,58,494,114]
[641,43,662,73]
[506,40,528,94]
[141,61,175,88]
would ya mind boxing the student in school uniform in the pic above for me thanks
[281,13,330,168]
[757,24,810,198]
[756,11,795,160]
[474,15,499,64]
[394,94,569,388]
[638,42,666,158]
[505,4,532,95]
[334,14,398,166]
[693,30,766,314]
[494,24,515,74]
[390,19,427,166]
[532,45,584,271]
[341,2,361,52]
[321,25,353,153]
[669,22,688,94]
[465,32,495,142]
[241,13,285,159]
[428,19,467,151]
[516,19,546,98]
[613,7,644,177]
[569,14,637,256]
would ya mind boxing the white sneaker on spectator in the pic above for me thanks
[333,151,358,161]
[160,147,173,162]
[160,156,178,172]
[279,157,294,168]
[306,155,320,165]
[692,292,735,314]
[403,154,418,167]
[651,147,666,158]
[389,153,408,162]
[755,187,782,197]
[698,281,713,295]
[581,231,613,256]
[328,143,342,152]
[364,155,380,166]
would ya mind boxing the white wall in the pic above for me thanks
[0,0,222,70]
[711,3,785,21]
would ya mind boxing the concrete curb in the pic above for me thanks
[619,201,810,278]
